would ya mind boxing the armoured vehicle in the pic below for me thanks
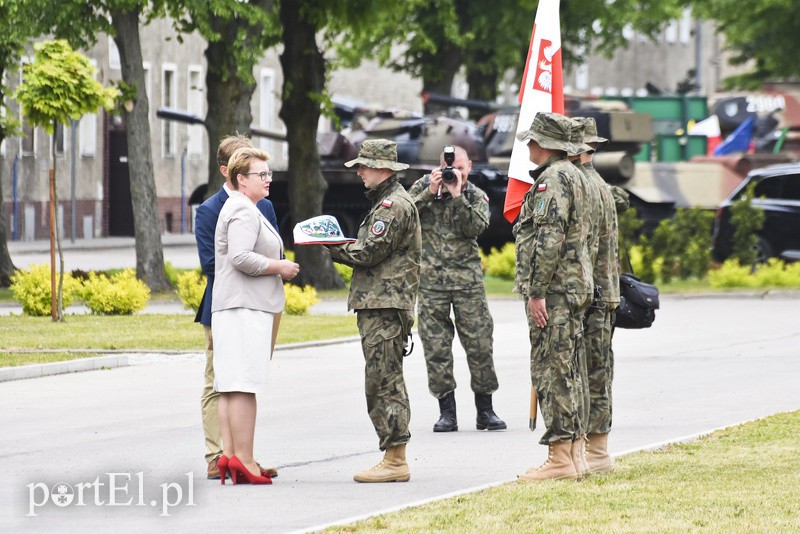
[264,98,514,250]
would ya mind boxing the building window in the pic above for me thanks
[18,60,36,155]
[679,9,692,44]
[142,62,152,102]
[162,64,176,157]
[187,66,203,156]
[54,122,65,156]
[259,68,276,153]
[665,20,678,43]
[79,113,96,157]
[109,37,121,70]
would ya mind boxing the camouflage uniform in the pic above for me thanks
[581,162,621,434]
[513,114,593,445]
[573,117,625,435]
[408,176,498,399]
[568,123,604,431]
[329,168,421,451]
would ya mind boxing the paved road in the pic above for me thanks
[2,295,799,533]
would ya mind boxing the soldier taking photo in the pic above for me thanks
[408,145,506,433]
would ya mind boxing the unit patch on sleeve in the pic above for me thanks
[371,220,387,236]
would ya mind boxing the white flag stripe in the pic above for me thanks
[507,0,563,185]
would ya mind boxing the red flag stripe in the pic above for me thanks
[503,177,534,223]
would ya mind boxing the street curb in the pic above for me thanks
[0,335,366,383]
[296,416,770,534]
[0,354,129,383]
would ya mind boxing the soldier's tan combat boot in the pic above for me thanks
[571,436,590,480]
[586,433,615,473]
[353,444,410,483]
[518,440,578,481]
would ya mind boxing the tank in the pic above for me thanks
[266,99,514,251]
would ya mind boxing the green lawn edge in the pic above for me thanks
[328,410,800,533]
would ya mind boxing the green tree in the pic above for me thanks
[29,0,173,291]
[0,0,28,286]
[275,0,406,289]
[338,0,683,110]
[650,208,714,283]
[689,0,800,88]
[166,0,279,196]
[14,39,118,321]
[729,182,766,266]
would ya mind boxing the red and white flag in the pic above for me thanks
[503,0,564,223]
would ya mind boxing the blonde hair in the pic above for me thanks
[217,134,253,168]
[228,147,271,189]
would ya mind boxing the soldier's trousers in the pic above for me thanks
[525,293,591,445]
[584,304,616,434]
[356,308,414,451]
[418,287,499,399]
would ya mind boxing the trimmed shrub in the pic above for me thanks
[485,243,516,280]
[708,260,757,288]
[283,284,319,315]
[10,263,82,316]
[709,258,800,288]
[164,262,181,288]
[82,269,151,315]
[752,258,800,287]
[334,262,353,284]
[730,182,766,266]
[176,270,206,312]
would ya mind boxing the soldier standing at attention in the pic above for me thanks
[573,116,624,473]
[327,139,421,483]
[408,145,506,433]
[513,112,593,481]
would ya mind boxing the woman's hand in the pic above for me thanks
[275,259,300,280]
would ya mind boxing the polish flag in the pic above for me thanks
[688,115,723,156]
[503,0,564,223]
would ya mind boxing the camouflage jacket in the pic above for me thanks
[512,155,593,298]
[609,185,630,214]
[572,159,603,274]
[408,176,489,290]
[583,162,621,304]
[329,175,421,311]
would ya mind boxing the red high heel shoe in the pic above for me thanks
[217,455,230,485]
[228,456,272,485]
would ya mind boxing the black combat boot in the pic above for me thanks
[433,391,458,432]
[475,393,507,431]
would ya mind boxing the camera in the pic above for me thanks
[441,145,457,184]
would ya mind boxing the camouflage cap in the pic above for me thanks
[572,116,608,145]
[515,112,574,153]
[344,138,409,171]
[567,120,594,156]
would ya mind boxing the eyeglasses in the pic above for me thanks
[244,170,273,181]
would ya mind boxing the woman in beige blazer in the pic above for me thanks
[211,147,299,485]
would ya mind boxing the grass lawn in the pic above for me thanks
[0,313,357,367]
[329,410,800,533]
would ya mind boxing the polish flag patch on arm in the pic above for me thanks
[381,199,394,208]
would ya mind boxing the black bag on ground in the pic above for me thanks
[615,273,660,329]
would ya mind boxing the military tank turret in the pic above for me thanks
[266,98,514,250]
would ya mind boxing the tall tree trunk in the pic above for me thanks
[0,140,15,287]
[466,54,499,120]
[111,7,170,292]
[0,64,16,287]
[203,21,257,197]
[421,43,463,115]
[278,0,343,289]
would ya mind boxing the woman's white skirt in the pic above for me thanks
[211,307,274,394]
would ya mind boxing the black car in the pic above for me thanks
[711,163,800,263]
